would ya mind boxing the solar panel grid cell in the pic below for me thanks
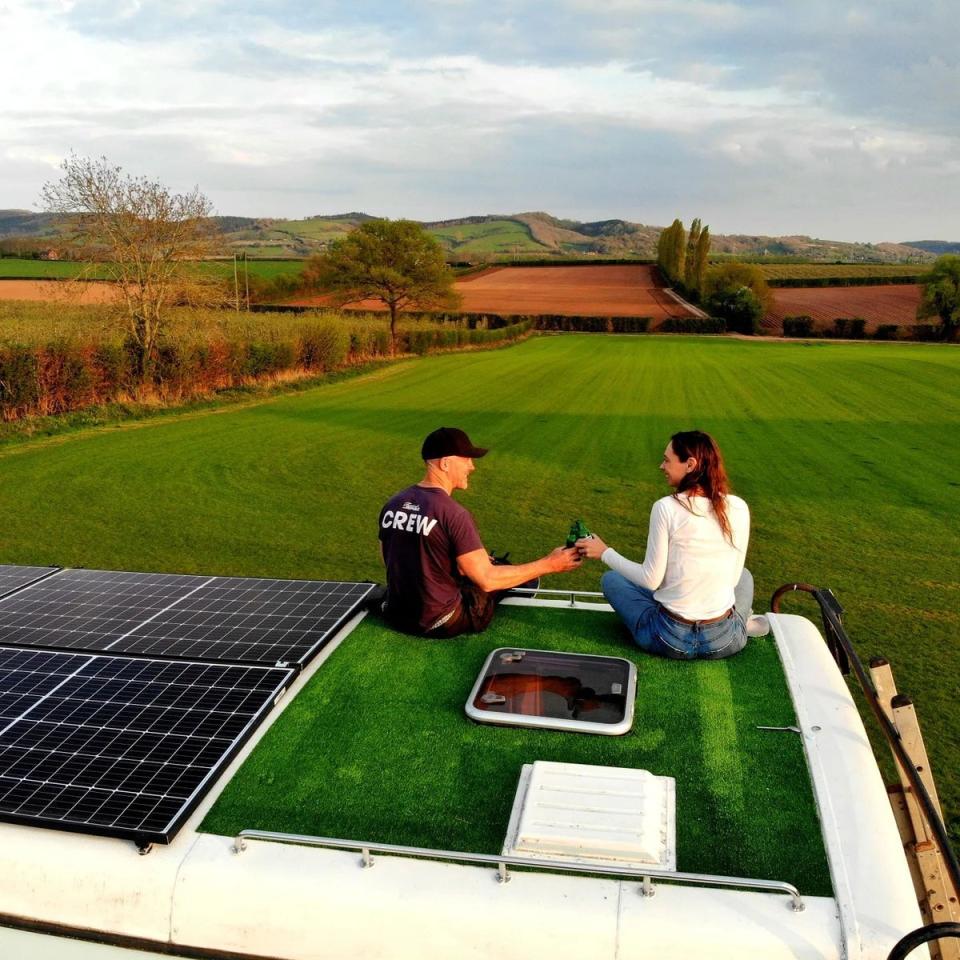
[0,648,294,842]
[0,569,212,652]
[0,566,59,598]
[0,569,374,668]
[121,577,374,665]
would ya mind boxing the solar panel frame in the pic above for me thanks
[0,565,61,601]
[0,647,294,845]
[0,569,375,669]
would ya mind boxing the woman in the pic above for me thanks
[576,430,767,659]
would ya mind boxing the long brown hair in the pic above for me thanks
[669,430,734,544]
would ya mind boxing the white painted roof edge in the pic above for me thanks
[769,611,924,958]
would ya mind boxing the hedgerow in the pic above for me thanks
[0,303,531,421]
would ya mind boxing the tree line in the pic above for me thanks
[25,155,960,361]
[657,217,772,333]
[657,218,710,297]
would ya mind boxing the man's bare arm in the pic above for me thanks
[456,546,581,592]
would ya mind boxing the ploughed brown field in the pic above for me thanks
[766,284,923,332]
[0,280,118,304]
[291,265,695,319]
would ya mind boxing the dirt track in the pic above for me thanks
[290,265,694,319]
[767,284,922,332]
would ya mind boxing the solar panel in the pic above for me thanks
[0,565,59,599]
[0,647,293,844]
[119,577,375,666]
[0,569,374,667]
[0,569,211,653]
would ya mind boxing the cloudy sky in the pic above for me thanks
[1,0,956,241]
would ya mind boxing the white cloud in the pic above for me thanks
[0,0,957,238]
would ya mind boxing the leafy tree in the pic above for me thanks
[304,220,460,353]
[41,154,221,382]
[917,255,960,339]
[703,262,773,334]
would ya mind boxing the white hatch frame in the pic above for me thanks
[465,645,637,735]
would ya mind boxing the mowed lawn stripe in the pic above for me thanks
[0,334,957,834]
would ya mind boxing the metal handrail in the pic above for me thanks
[233,829,805,912]
[770,582,960,949]
[507,587,606,597]
[503,586,608,607]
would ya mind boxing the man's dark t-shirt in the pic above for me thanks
[379,485,484,631]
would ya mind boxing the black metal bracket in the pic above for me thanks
[887,922,960,960]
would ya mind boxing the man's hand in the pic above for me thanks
[576,534,608,560]
[547,546,583,573]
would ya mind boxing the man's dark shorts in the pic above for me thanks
[385,582,503,639]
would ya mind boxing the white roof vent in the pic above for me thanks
[502,761,676,871]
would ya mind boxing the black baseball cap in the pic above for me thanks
[421,427,489,461]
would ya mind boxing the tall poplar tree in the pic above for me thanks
[694,225,710,296]
[684,218,701,288]
[668,219,686,285]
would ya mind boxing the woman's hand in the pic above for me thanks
[576,534,607,560]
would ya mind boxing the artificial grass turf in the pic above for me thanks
[201,605,832,897]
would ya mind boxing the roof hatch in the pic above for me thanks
[465,647,636,735]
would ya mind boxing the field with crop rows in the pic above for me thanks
[756,263,930,282]
[291,264,693,320]
[766,285,923,332]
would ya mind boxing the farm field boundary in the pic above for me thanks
[0,303,532,422]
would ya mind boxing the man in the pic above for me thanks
[379,427,581,638]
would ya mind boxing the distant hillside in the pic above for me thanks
[902,240,960,255]
[0,209,63,236]
[0,207,944,264]
[709,233,932,264]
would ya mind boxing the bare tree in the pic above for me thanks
[42,154,222,380]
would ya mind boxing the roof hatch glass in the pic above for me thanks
[466,648,636,735]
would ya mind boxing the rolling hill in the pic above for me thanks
[0,208,948,264]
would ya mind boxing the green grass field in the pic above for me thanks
[427,219,547,255]
[0,258,305,281]
[203,606,831,894]
[0,335,957,838]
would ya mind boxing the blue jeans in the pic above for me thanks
[601,569,753,660]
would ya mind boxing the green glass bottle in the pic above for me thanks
[565,518,591,548]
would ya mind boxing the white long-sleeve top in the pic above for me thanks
[601,493,750,620]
